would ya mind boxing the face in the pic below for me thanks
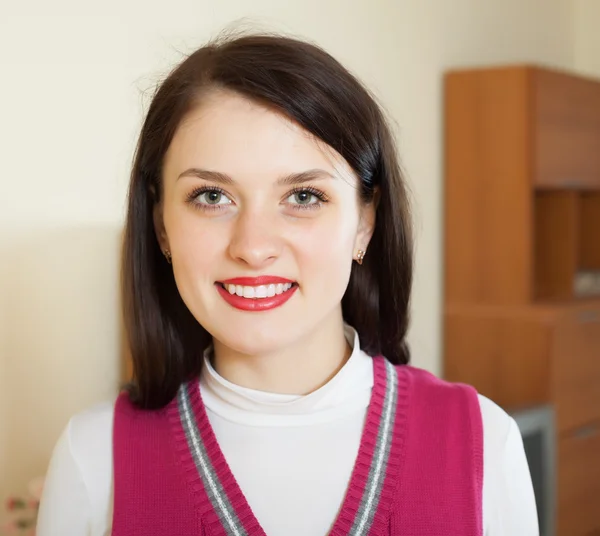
[155,90,375,357]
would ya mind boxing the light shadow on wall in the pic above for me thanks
[1,224,122,494]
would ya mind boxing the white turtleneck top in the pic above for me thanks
[37,327,539,535]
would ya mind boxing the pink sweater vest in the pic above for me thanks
[112,357,483,535]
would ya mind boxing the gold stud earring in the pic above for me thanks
[163,249,172,264]
[356,249,366,265]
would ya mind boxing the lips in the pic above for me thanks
[215,275,298,312]
[219,276,295,286]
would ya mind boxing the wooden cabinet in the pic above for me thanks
[444,65,600,536]
[557,421,600,536]
[444,67,533,306]
[444,66,600,306]
[445,302,600,429]
[445,302,600,536]
[581,192,600,269]
[444,305,552,410]
[534,69,600,189]
[552,307,600,433]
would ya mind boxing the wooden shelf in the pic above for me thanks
[534,190,579,301]
[580,192,600,270]
[533,190,600,301]
[444,65,600,306]
[444,64,600,536]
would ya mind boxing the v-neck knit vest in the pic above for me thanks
[112,357,483,535]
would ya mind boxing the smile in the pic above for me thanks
[222,282,293,299]
[215,277,298,312]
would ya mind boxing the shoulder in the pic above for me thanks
[476,394,527,475]
[65,400,115,483]
[390,362,519,450]
[386,363,484,463]
[391,363,521,462]
[394,363,475,394]
[69,400,115,441]
[476,396,539,533]
[38,401,115,534]
[394,363,515,433]
[477,393,516,447]
[393,363,480,415]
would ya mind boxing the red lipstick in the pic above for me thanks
[215,276,298,312]
[219,276,294,286]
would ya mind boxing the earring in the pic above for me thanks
[356,249,366,265]
[163,249,172,264]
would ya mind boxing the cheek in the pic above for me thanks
[167,211,224,282]
[304,225,354,260]
[293,211,357,288]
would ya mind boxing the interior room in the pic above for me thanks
[1,1,598,534]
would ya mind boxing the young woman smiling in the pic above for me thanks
[37,33,538,536]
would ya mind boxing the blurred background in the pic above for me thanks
[1,0,598,534]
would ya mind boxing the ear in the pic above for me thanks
[153,199,170,254]
[355,195,377,252]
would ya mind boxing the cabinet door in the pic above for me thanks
[552,307,600,433]
[444,309,551,409]
[534,69,600,189]
[557,422,600,536]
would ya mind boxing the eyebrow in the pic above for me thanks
[177,168,336,186]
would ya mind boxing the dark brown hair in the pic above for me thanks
[122,32,413,409]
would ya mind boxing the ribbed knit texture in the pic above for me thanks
[112,358,483,535]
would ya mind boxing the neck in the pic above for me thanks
[211,313,351,395]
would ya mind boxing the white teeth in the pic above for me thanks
[222,282,294,299]
[255,285,268,298]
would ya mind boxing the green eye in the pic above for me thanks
[285,187,329,211]
[192,188,232,207]
[204,191,223,204]
[186,187,233,212]
[292,191,315,204]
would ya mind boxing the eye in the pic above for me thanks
[187,187,233,209]
[285,187,329,209]
[289,191,316,205]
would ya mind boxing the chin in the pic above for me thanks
[215,326,296,357]
[197,296,304,356]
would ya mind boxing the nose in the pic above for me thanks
[227,208,283,268]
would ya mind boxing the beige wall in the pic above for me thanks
[575,0,600,77]
[438,0,574,68]
[0,0,579,510]
[0,283,7,510]
[1,228,122,500]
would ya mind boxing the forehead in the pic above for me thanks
[163,90,355,184]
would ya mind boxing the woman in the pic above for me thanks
[37,33,538,535]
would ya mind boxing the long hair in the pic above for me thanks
[122,33,413,409]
